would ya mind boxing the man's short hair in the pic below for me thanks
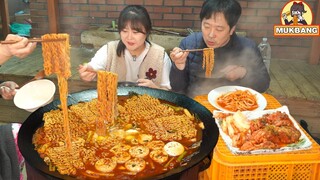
[200,0,242,28]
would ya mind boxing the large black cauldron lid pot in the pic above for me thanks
[18,86,219,180]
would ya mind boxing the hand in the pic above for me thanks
[220,65,247,81]
[78,64,97,82]
[137,79,158,89]
[0,81,19,100]
[282,13,287,20]
[169,47,189,70]
[0,34,37,62]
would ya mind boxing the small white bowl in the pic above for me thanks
[14,79,56,112]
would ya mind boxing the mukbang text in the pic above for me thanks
[274,25,320,36]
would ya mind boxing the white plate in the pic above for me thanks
[14,79,56,112]
[213,106,312,154]
[208,86,267,112]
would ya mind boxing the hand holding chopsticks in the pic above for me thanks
[0,38,41,44]
[170,48,214,53]
[0,38,66,44]
[0,34,38,61]
[78,63,98,82]
[170,48,205,53]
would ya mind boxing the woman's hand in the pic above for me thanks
[78,64,97,82]
[169,47,189,70]
[0,81,19,100]
[137,79,158,89]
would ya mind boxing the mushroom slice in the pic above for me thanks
[146,140,165,150]
[95,158,117,173]
[138,134,153,144]
[149,149,169,164]
[125,158,146,172]
[113,151,131,164]
[110,143,131,154]
[164,141,185,157]
[129,145,150,158]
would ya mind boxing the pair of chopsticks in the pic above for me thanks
[171,48,214,53]
[170,48,205,53]
[178,49,205,52]
[0,38,66,44]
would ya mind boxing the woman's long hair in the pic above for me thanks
[116,5,152,57]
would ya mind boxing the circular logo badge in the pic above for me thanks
[280,1,313,25]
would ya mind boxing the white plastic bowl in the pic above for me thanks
[14,79,56,112]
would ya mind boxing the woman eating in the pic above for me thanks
[78,5,172,90]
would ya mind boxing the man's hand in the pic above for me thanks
[220,65,247,81]
[169,47,189,70]
[0,34,37,62]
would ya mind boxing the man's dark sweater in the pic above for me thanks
[170,32,270,97]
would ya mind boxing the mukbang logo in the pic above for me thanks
[274,0,319,37]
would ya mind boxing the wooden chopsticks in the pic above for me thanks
[0,38,66,44]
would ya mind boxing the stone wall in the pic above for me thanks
[28,0,319,61]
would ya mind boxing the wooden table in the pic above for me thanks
[194,94,320,180]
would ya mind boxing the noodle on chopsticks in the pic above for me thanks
[96,71,118,136]
[202,48,214,78]
[42,34,71,78]
[216,90,258,112]
[42,33,72,150]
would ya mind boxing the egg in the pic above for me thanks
[164,141,185,156]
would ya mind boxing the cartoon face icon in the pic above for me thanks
[291,10,301,17]
[282,1,308,25]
